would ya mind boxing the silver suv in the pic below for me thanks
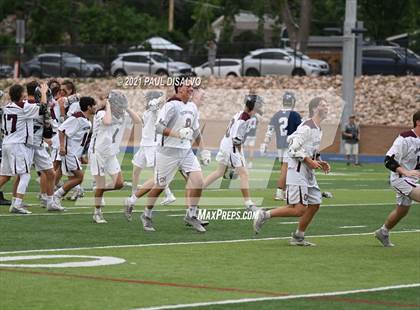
[242,48,329,76]
[110,51,192,76]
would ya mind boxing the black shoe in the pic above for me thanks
[0,192,11,205]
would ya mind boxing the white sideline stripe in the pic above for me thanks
[132,283,420,310]
[340,225,367,229]
[0,230,419,255]
[0,202,398,217]
[278,221,299,225]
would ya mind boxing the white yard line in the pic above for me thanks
[132,283,420,310]
[0,230,418,255]
[339,225,367,229]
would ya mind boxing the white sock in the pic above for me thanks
[46,196,53,205]
[295,230,304,238]
[41,193,47,200]
[14,198,22,208]
[144,207,152,218]
[75,185,81,191]
[187,206,197,218]
[128,194,138,205]
[276,188,282,195]
[94,207,102,215]
[54,187,65,198]
[164,186,173,197]
[266,210,272,219]
[381,224,389,234]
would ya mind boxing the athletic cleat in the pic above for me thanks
[253,209,268,234]
[186,219,209,227]
[289,233,316,246]
[123,198,134,222]
[322,191,333,198]
[140,213,155,231]
[184,215,206,233]
[161,194,176,206]
[9,205,32,214]
[375,229,394,247]
[67,187,84,201]
[0,191,11,205]
[47,202,65,212]
[93,211,107,224]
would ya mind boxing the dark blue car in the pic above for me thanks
[362,46,420,75]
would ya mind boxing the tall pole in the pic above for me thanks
[168,0,174,32]
[341,0,357,127]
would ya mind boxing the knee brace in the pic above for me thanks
[17,173,31,195]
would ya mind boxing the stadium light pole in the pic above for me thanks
[341,0,357,128]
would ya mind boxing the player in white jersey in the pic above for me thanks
[25,81,62,211]
[89,90,140,223]
[51,80,78,190]
[53,97,96,208]
[202,95,264,212]
[253,97,330,246]
[0,84,48,214]
[375,110,420,247]
[134,76,205,232]
[130,91,171,198]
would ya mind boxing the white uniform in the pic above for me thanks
[26,100,54,172]
[66,101,81,117]
[1,101,39,176]
[386,130,420,206]
[58,112,91,176]
[88,109,123,176]
[216,111,252,168]
[286,119,323,205]
[50,99,64,162]
[132,109,158,169]
[154,97,201,187]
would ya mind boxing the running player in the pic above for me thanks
[260,92,302,200]
[202,94,264,212]
[243,113,259,169]
[139,76,205,232]
[53,97,96,208]
[253,97,330,246]
[90,90,140,223]
[375,110,420,247]
[131,91,175,204]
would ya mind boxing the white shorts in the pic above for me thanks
[244,136,256,147]
[0,144,34,176]
[277,148,290,162]
[50,148,61,162]
[90,153,121,177]
[344,143,359,155]
[286,185,322,206]
[155,148,201,187]
[216,149,246,168]
[61,154,82,176]
[132,146,156,169]
[33,147,54,172]
[391,178,418,206]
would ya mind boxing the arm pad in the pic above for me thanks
[264,125,274,144]
[384,155,400,172]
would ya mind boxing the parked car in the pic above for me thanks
[242,48,329,76]
[284,48,330,74]
[21,53,104,78]
[110,51,192,76]
[362,46,420,75]
[193,58,241,77]
[0,64,13,78]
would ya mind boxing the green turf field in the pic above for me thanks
[0,156,419,310]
